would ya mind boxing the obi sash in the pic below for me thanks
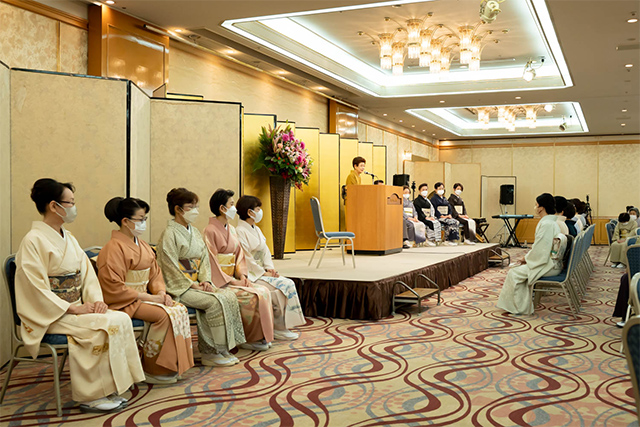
[49,271,82,303]
[125,268,150,293]
[403,207,413,216]
[178,258,201,281]
[217,253,236,276]
[437,206,449,215]
[455,205,464,214]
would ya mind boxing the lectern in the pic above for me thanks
[345,185,403,255]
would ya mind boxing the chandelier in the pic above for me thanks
[359,13,507,76]
[474,104,554,131]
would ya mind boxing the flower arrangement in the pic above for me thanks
[254,124,313,190]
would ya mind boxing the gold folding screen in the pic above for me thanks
[372,145,387,185]
[294,128,320,250]
[339,138,359,230]
[357,142,374,185]
[318,133,340,233]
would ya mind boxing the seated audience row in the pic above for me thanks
[13,178,306,413]
[610,211,638,269]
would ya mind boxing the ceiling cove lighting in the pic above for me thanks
[474,104,554,130]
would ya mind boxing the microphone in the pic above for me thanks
[364,171,375,177]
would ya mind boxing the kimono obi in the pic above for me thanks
[421,208,431,217]
[454,205,464,214]
[125,268,150,293]
[178,258,201,281]
[49,271,82,303]
[551,233,568,270]
[403,207,413,216]
[217,253,236,276]
[437,206,449,215]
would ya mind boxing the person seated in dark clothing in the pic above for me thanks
[612,273,631,328]
[430,182,460,246]
[448,183,476,245]
[562,202,578,237]
[413,183,440,246]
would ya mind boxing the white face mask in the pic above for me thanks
[182,207,199,224]
[55,202,77,223]
[455,189,462,196]
[420,191,428,198]
[129,220,146,237]
[630,215,638,221]
[437,189,444,196]
[403,193,410,199]
[250,208,264,224]
[224,205,237,220]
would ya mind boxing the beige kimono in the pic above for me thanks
[14,221,144,402]
[97,230,194,376]
[611,220,638,265]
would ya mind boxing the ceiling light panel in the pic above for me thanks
[222,0,572,98]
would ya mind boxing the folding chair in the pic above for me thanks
[622,314,640,424]
[604,221,616,266]
[309,197,355,269]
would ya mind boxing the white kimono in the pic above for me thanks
[14,221,144,402]
[236,220,305,330]
[497,215,562,315]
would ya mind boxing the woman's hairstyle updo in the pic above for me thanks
[104,197,150,225]
[209,189,235,216]
[619,212,631,223]
[536,193,556,215]
[166,188,199,216]
[563,202,576,218]
[30,178,75,214]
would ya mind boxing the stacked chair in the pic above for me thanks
[622,273,640,424]
[531,225,596,318]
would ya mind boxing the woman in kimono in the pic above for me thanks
[97,197,193,384]
[610,212,638,268]
[401,186,427,248]
[203,189,274,351]
[235,195,305,340]
[430,182,460,246]
[448,183,477,245]
[156,188,246,367]
[413,183,440,246]
[15,179,144,413]
[497,193,563,315]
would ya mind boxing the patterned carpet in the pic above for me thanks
[1,246,638,427]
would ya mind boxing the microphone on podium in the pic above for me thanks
[364,171,376,177]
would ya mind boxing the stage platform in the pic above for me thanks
[274,243,500,321]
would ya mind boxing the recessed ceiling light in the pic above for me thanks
[383,113,387,116]
[411,125,415,127]
[225,49,237,55]
[544,104,554,112]
[515,96,522,100]
[439,100,445,104]
[105,0,114,4]
[432,133,436,136]
[628,16,638,23]
[622,109,628,112]
[276,70,288,75]
[625,63,634,68]
[315,86,327,90]
[399,120,403,122]
[422,129,426,132]
[621,123,626,126]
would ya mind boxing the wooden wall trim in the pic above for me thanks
[1,0,88,29]
[359,118,436,148]
[438,139,640,150]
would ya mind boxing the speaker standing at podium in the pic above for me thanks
[346,156,366,186]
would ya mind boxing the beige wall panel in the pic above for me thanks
[357,121,367,141]
[429,146,440,162]
[294,128,320,250]
[11,71,127,250]
[276,121,296,253]
[358,142,374,184]
[367,125,383,146]
[0,3,57,70]
[243,114,277,253]
[169,44,328,134]
[554,145,599,216]
[598,143,640,217]
[372,145,387,185]
[414,162,444,192]
[129,83,151,242]
[339,138,358,230]
[397,136,412,178]
[439,148,473,164]
[383,131,398,183]
[444,162,452,189]
[150,99,241,243]
[60,22,88,74]
[451,163,481,218]
[0,63,11,365]
[318,133,340,233]
[473,146,513,176]
[512,146,554,215]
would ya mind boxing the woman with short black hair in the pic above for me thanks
[448,183,477,245]
[413,183,440,246]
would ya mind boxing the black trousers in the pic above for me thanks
[613,273,630,318]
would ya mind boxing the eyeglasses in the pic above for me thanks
[58,200,75,206]
[128,216,148,222]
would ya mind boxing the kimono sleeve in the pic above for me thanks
[203,226,235,287]
[157,229,198,297]
[236,226,266,281]
[96,242,140,310]
[147,249,166,295]
[524,220,555,270]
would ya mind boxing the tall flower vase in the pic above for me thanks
[269,175,291,259]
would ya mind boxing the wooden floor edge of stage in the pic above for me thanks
[292,244,500,321]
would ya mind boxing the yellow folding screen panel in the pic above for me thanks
[277,121,296,253]
[294,127,320,250]
[318,133,340,233]
[339,138,359,230]
[358,142,374,185]
[372,145,387,185]
[243,113,277,253]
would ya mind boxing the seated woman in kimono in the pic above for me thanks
[413,183,440,246]
[156,188,246,367]
[430,182,460,246]
[497,193,563,315]
[553,196,571,236]
[447,183,477,245]
[562,202,579,237]
[97,197,193,384]
[402,186,427,248]
[15,179,144,413]
[203,189,275,352]
[235,195,306,340]
[610,212,638,268]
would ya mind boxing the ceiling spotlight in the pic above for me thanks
[105,0,114,4]
[544,104,554,112]
[621,123,626,126]
[523,61,535,82]
[399,120,403,122]
[622,109,628,112]
[625,63,634,68]
[515,96,521,100]
[383,113,388,116]
[439,100,445,103]
[479,0,503,24]
[411,125,415,127]
[559,121,567,131]
[628,13,638,23]
[174,28,183,33]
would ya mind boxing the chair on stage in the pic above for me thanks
[309,197,356,269]
[622,273,640,424]
[1,254,68,417]
[604,221,616,266]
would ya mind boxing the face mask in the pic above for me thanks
[420,191,428,198]
[250,208,264,224]
[224,205,237,220]
[182,207,199,224]
[455,189,462,196]
[630,215,638,221]
[55,202,77,223]
[129,220,146,237]
[437,189,444,196]
[403,194,410,199]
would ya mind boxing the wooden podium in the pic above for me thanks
[345,185,403,255]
